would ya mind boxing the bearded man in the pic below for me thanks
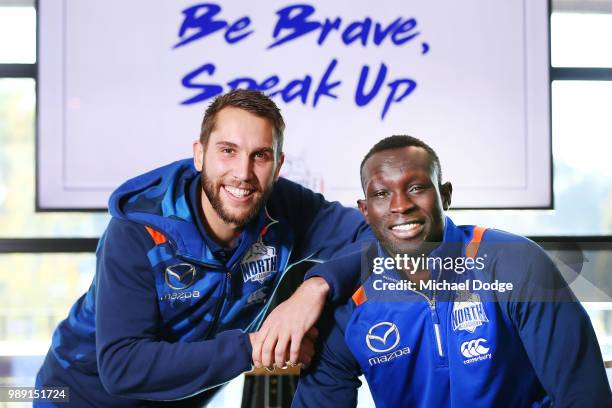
[35,90,371,407]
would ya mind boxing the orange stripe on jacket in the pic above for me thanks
[145,226,167,245]
[352,286,367,306]
[465,226,486,259]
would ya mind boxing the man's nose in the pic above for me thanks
[390,192,415,213]
[232,153,254,181]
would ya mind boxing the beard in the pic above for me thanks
[200,167,273,228]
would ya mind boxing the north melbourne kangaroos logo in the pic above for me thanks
[240,239,278,284]
[451,291,489,333]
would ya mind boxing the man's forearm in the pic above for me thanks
[97,329,253,400]
[301,276,330,298]
[304,245,367,303]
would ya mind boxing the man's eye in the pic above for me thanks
[254,150,274,161]
[221,148,234,154]
[374,191,389,198]
[409,185,424,193]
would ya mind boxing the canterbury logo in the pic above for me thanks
[460,338,490,358]
[366,322,400,353]
[165,263,197,290]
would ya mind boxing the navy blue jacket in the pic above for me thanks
[36,159,371,406]
[294,218,611,408]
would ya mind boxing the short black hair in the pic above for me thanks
[360,135,442,188]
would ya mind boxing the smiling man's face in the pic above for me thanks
[194,107,283,229]
[358,146,452,257]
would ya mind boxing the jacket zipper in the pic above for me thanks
[177,254,231,339]
[431,296,444,357]
[204,270,231,338]
[413,286,444,358]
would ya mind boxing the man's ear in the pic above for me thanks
[273,152,285,181]
[193,140,204,171]
[440,182,453,210]
[357,199,369,221]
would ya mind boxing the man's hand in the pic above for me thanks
[251,277,329,369]
[248,329,317,372]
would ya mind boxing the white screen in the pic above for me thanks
[37,0,551,209]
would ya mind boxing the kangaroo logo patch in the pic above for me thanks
[240,239,278,284]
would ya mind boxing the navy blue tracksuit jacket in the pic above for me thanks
[294,218,611,407]
[36,159,371,406]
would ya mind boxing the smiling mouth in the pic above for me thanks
[223,185,255,198]
[389,221,424,239]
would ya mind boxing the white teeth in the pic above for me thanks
[224,186,252,198]
[391,223,419,231]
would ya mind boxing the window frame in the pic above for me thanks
[0,2,611,249]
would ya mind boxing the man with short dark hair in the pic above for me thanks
[35,89,371,407]
[292,135,611,407]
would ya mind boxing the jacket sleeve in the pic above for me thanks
[95,218,253,401]
[273,178,373,301]
[304,242,376,303]
[503,241,612,407]
[291,305,362,408]
[282,179,372,261]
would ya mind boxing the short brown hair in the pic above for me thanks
[200,89,285,156]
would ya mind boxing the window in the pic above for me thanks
[0,4,35,64]
[0,78,110,238]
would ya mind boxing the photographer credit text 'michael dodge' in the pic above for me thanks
[292,135,612,408]
[370,254,514,293]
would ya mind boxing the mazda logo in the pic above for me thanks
[366,322,400,353]
[165,263,197,290]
